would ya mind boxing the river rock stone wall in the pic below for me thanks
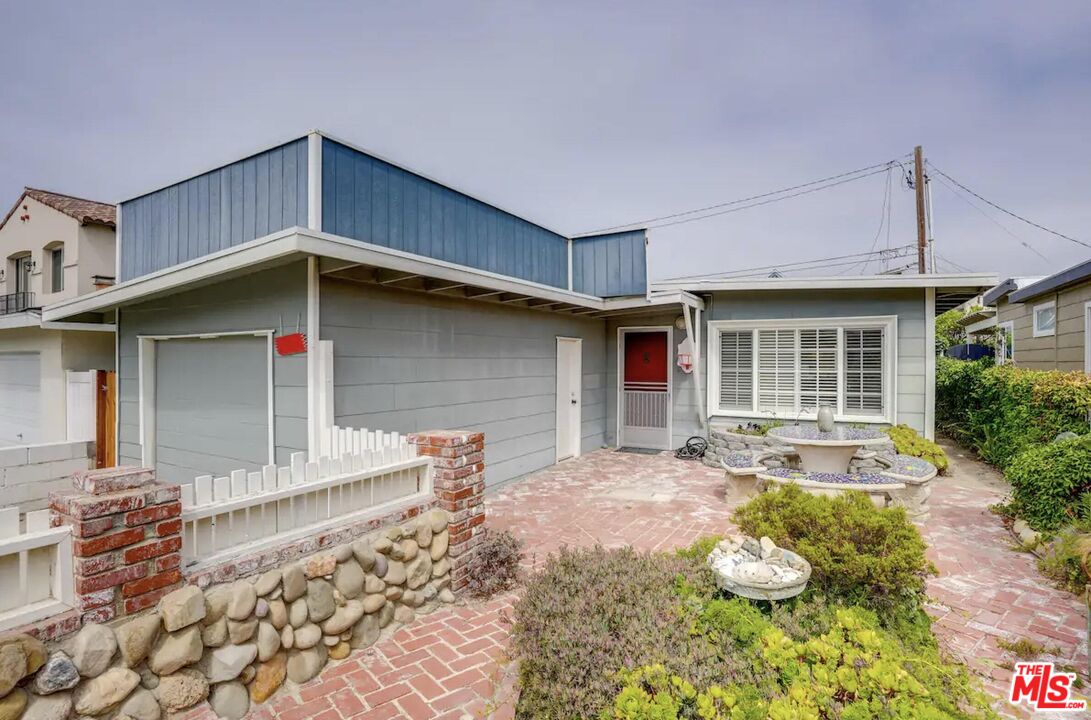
[0,509,454,720]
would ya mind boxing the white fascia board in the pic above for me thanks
[0,312,41,330]
[40,322,116,332]
[44,226,617,321]
[600,291,705,313]
[651,273,999,293]
[41,228,302,321]
[296,229,607,309]
[963,316,998,334]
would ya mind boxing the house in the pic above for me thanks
[981,271,1091,369]
[41,131,996,488]
[0,188,116,449]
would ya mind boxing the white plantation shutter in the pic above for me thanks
[844,328,884,414]
[718,330,753,410]
[799,328,838,411]
[757,329,797,412]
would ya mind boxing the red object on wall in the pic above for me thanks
[275,332,307,356]
[624,331,668,386]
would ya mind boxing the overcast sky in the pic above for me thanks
[2,1,1088,282]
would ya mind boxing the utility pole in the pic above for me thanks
[913,145,928,274]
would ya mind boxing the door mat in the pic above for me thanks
[617,447,663,455]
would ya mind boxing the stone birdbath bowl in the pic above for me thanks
[706,535,811,601]
[766,424,889,473]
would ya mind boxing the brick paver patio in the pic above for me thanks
[189,439,1087,718]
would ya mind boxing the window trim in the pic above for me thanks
[1032,300,1056,338]
[706,315,898,425]
[997,320,1015,365]
[48,244,64,294]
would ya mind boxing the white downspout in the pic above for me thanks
[682,302,706,431]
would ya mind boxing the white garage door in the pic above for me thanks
[0,352,41,446]
[154,336,271,486]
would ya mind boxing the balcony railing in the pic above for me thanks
[0,292,36,316]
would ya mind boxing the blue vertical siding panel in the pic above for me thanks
[354,154,372,242]
[119,138,309,281]
[319,139,568,289]
[336,147,356,238]
[208,171,221,254]
[268,149,283,232]
[570,230,648,297]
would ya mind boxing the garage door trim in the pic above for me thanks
[137,329,275,470]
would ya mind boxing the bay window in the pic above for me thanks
[709,317,896,422]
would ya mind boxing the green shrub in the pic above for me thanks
[1037,526,1091,594]
[1005,435,1091,531]
[936,357,1091,468]
[884,424,949,474]
[511,546,753,719]
[602,607,996,720]
[732,485,932,617]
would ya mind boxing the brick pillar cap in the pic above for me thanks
[408,430,483,447]
[74,466,156,495]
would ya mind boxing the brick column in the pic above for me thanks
[49,466,183,624]
[408,430,486,593]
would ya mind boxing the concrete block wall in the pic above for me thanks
[0,441,95,511]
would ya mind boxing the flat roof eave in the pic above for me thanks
[42,228,694,322]
[650,273,998,293]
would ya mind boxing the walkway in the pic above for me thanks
[196,443,1086,718]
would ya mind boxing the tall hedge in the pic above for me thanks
[936,357,1091,468]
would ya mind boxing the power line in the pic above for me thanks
[661,244,915,281]
[837,166,893,275]
[930,172,1051,264]
[575,156,910,236]
[927,162,1090,250]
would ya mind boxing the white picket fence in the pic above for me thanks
[180,427,431,569]
[0,507,74,632]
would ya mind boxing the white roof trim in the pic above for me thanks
[0,312,41,330]
[43,227,697,322]
[651,273,998,292]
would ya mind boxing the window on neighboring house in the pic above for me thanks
[1032,301,1056,337]
[998,321,1014,364]
[12,254,31,295]
[710,317,894,422]
[49,245,64,293]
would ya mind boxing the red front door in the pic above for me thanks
[624,332,669,386]
[621,330,671,449]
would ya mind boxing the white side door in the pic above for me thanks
[0,352,41,446]
[66,371,96,441]
[556,337,582,462]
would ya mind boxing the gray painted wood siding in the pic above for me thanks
[119,139,308,281]
[706,289,928,433]
[321,139,568,289]
[320,277,607,487]
[572,230,648,297]
[118,263,309,477]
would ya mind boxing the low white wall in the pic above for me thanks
[0,440,95,511]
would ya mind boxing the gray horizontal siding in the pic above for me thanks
[572,230,648,297]
[320,277,607,487]
[321,139,568,289]
[117,263,309,479]
[706,288,927,433]
[120,139,308,281]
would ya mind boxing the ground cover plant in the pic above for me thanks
[466,528,525,598]
[511,487,992,719]
[884,424,948,474]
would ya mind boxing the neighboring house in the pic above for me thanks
[0,188,117,447]
[42,131,996,488]
[981,273,1091,370]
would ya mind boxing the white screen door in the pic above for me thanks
[556,337,582,462]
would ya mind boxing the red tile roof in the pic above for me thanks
[1,187,116,232]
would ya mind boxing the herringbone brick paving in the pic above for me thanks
[184,440,1087,718]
